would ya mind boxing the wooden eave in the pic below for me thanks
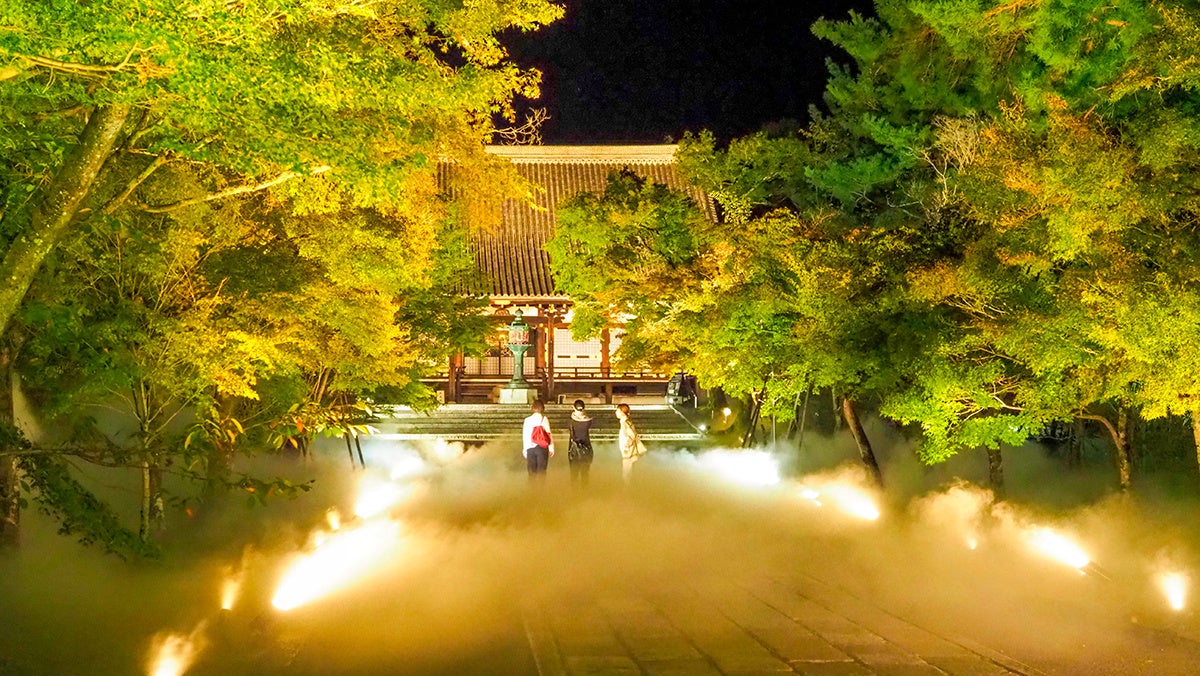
[442,145,717,300]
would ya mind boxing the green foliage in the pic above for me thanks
[0,0,562,201]
[548,169,717,362]
[798,0,1200,465]
[553,0,1200,475]
[231,474,313,508]
[18,453,159,560]
[0,0,561,553]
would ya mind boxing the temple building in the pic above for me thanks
[430,145,715,405]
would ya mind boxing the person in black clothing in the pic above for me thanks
[567,399,594,487]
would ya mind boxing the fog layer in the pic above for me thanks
[3,422,1200,675]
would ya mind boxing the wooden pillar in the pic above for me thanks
[546,310,557,403]
[600,327,612,404]
[448,353,463,403]
[531,316,544,380]
[600,327,611,378]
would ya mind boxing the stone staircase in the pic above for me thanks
[371,404,703,442]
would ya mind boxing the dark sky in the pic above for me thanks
[504,0,877,144]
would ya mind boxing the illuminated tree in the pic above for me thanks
[553,0,1200,493]
[549,148,893,485]
[0,0,558,333]
[15,173,487,550]
[0,0,561,551]
[881,0,1200,487]
[784,0,1200,489]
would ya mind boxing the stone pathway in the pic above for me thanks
[523,573,1042,676]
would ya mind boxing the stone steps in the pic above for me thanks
[371,404,703,441]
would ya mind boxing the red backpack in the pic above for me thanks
[531,422,552,448]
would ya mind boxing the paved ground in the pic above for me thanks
[8,443,1200,675]
[518,566,1200,676]
[521,574,1035,676]
[489,458,1200,676]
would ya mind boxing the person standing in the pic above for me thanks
[616,403,645,484]
[523,400,554,477]
[567,399,594,487]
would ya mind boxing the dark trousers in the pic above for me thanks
[569,459,590,487]
[568,439,592,487]
[526,446,549,474]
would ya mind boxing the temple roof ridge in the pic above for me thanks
[484,144,678,163]
[445,143,714,299]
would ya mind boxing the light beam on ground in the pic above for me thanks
[696,450,781,487]
[796,481,880,521]
[1026,527,1090,571]
[822,483,881,521]
[1160,571,1188,611]
[272,519,404,611]
[146,623,206,676]
[354,478,412,519]
[220,572,242,611]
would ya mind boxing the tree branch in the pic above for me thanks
[492,108,549,146]
[103,153,170,214]
[0,446,125,463]
[17,45,142,75]
[139,165,331,213]
[125,118,169,151]
[0,103,133,337]
[34,104,89,121]
[1079,413,1119,446]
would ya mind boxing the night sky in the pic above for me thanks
[505,0,877,144]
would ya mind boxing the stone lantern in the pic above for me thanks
[499,309,539,404]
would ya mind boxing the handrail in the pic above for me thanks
[426,365,669,381]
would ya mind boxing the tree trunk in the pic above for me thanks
[1082,411,1132,491]
[1116,407,1133,491]
[344,432,358,469]
[985,446,1005,498]
[140,456,164,542]
[140,460,151,540]
[0,454,17,550]
[1067,417,1084,469]
[0,339,19,547]
[742,390,764,448]
[785,394,800,439]
[794,389,810,450]
[787,390,811,442]
[841,398,884,488]
[0,104,132,337]
[1192,411,1200,480]
[832,387,843,433]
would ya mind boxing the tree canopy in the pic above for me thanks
[549,0,1200,488]
[0,0,562,555]
[0,0,560,332]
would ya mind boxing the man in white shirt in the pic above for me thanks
[522,399,555,476]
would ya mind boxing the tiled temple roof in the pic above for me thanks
[441,145,716,300]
